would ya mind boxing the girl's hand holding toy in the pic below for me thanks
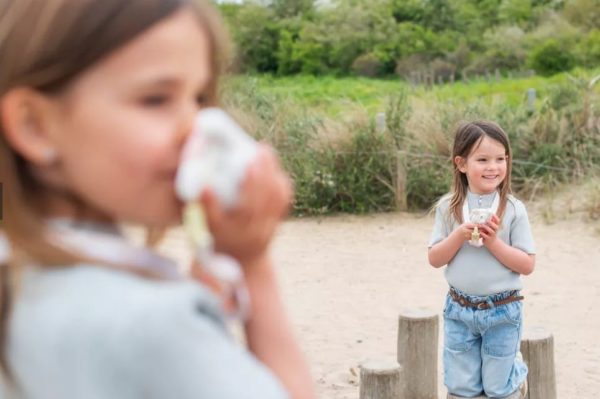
[175,108,291,319]
[477,213,500,246]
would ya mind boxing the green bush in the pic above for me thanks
[223,72,600,214]
[351,53,383,77]
[407,158,452,210]
[576,30,600,68]
[528,40,576,76]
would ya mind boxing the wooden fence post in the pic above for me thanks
[360,360,402,399]
[395,151,408,211]
[521,327,557,399]
[527,88,536,114]
[397,309,439,398]
[376,112,386,134]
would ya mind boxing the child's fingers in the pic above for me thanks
[232,146,290,227]
[479,224,496,236]
[200,188,225,229]
[478,224,490,233]
[485,220,499,232]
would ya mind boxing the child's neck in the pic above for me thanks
[34,189,113,224]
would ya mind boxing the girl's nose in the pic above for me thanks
[177,104,198,146]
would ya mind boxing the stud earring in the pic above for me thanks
[43,148,58,165]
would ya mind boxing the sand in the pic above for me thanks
[269,211,600,399]
[154,200,600,398]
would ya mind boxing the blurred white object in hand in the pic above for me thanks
[174,108,255,320]
[469,208,494,224]
[175,107,258,208]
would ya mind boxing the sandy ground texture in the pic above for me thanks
[270,211,600,399]
[155,206,600,398]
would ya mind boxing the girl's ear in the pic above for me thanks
[0,88,60,166]
[454,156,467,173]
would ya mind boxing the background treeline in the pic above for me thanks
[217,0,600,78]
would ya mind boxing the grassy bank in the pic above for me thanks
[221,69,600,216]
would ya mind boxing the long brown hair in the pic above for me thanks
[448,120,513,224]
[0,0,227,380]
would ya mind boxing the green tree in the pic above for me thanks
[499,0,533,26]
[563,0,600,30]
[270,0,314,18]
[222,4,281,73]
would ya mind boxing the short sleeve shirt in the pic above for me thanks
[429,192,535,296]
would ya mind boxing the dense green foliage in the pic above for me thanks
[222,70,600,214]
[218,0,599,78]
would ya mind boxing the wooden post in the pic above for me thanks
[449,73,455,84]
[527,88,536,114]
[360,360,402,399]
[521,327,557,399]
[376,112,386,134]
[495,68,501,81]
[395,151,408,211]
[437,75,444,85]
[397,309,439,399]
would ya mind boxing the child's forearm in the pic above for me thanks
[486,239,535,275]
[242,255,316,399]
[428,229,464,268]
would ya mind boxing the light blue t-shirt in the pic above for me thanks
[1,264,288,399]
[429,191,535,296]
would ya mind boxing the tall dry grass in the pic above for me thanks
[221,73,600,215]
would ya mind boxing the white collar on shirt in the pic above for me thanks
[0,219,181,279]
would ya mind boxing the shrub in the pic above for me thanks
[575,30,600,68]
[528,40,576,76]
[351,53,383,77]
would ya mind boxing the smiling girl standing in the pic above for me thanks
[0,1,314,398]
[428,121,535,399]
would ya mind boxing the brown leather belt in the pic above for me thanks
[449,290,524,310]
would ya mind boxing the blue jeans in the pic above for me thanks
[443,287,528,398]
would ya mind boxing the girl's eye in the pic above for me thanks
[141,94,170,107]
[477,158,486,162]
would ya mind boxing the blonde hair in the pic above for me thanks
[0,0,228,379]
[447,120,513,224]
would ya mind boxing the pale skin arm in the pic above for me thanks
[479,214,535,275]
[195,145,316,399]
[428,215,535,275]
[428,222,476,268]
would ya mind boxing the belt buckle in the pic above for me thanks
[476,301,488,310]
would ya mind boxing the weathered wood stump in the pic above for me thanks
[520,327,557,399]
[359,360,402,399]
[397,309,439,398]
